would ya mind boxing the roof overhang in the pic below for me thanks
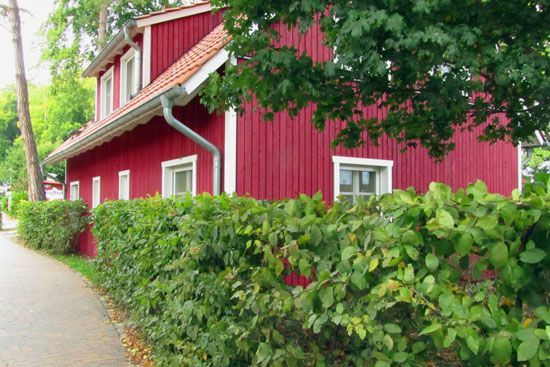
[135,2,213,27]
[44,48,229,165]
[82,20,141,78]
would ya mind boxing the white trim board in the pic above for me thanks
[120,48,137,106]
[135,3,213,27]
[69,181,80,201]
[118,169,131,200]
[332,156,393,199]
[517,143,522,192]
[142,26,151,87]
[223,55,238,194]
[92,176,101,208]
[161,155,198,198]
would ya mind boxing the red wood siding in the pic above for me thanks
[150,11,223,81]
[236,104,518,201]
[235,18,518,200]
[66,98,225,256]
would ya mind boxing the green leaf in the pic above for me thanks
[393,352,408,363]
[351,271,367,290]
[477,215,498,230]
[412,342,426,354]
[384,323,402,334]
[519,248,546,264]
[489,243,508,269]
[419,323,441,335]
[310,225,322,246]
[299,258,311,277]
[490,337,512,365]
[319,286,334,308]
[256,343,273,365]
[403,264,414,283]
[437,209,454,228]
[313,313,328,333]
[369,258,379,272]
[425,253,439,271]
[404,245,419,260]
[342,246,358,261]
[383,334,394,350]
[467,335,480,355]
[517,338,540,361]
[443,328,457,348]
[455,233,473,256]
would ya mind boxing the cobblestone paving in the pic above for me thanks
[0,222,128,367]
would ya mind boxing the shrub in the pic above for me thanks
[0,195,7,213]
[8,191,28,218]
[93,181,549,366]
[18,200,88,254]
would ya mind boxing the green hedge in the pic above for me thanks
[93,181,549,366]
[8,191,28,218]
[18,200,88,254]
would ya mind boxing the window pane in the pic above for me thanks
[359,171,377,193]
[125,58,134,102]
[92,180,100,208]
[119,175,129,200]
[104,77,112,114]
[173,170,192,196]
[339,169,353,192]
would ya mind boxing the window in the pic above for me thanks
[332,156,393,203]
[92,176,101,208]
[161,155,197,198]
[69,181,80,201]
[118,170,130,200]
[120,50,136,105]
[100,67,114,118]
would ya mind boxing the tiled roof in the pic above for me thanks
[46,24,230,163]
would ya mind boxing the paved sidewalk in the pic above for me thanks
[0,222,128,366]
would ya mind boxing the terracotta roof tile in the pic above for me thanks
[47,24,230,161]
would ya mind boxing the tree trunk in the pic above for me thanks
[98,1,109,49]
[7,0,45,202]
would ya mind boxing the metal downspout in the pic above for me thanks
[123,21,141,93]
[160,88,222,195]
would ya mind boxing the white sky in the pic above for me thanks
[0,0,55,88]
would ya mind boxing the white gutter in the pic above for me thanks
[41,94,163,165]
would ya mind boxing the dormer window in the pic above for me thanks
[100,67,114,118]
[120,49,137,106]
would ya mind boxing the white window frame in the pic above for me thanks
[118,170,130,200]
[100,66,114,119]
[332,156,393,201]
[92,176,101,208]
[69,181,80,201]
[161,155,197,198]
[120,49,137,106]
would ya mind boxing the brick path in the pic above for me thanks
[0,222,128,366]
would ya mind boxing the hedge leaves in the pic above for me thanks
[93,180,549,366]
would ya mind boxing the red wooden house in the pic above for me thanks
[44,2,521,256]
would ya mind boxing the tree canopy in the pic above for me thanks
[41,0,186,81]
[204,0,550,158]
[0,81,94,191]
